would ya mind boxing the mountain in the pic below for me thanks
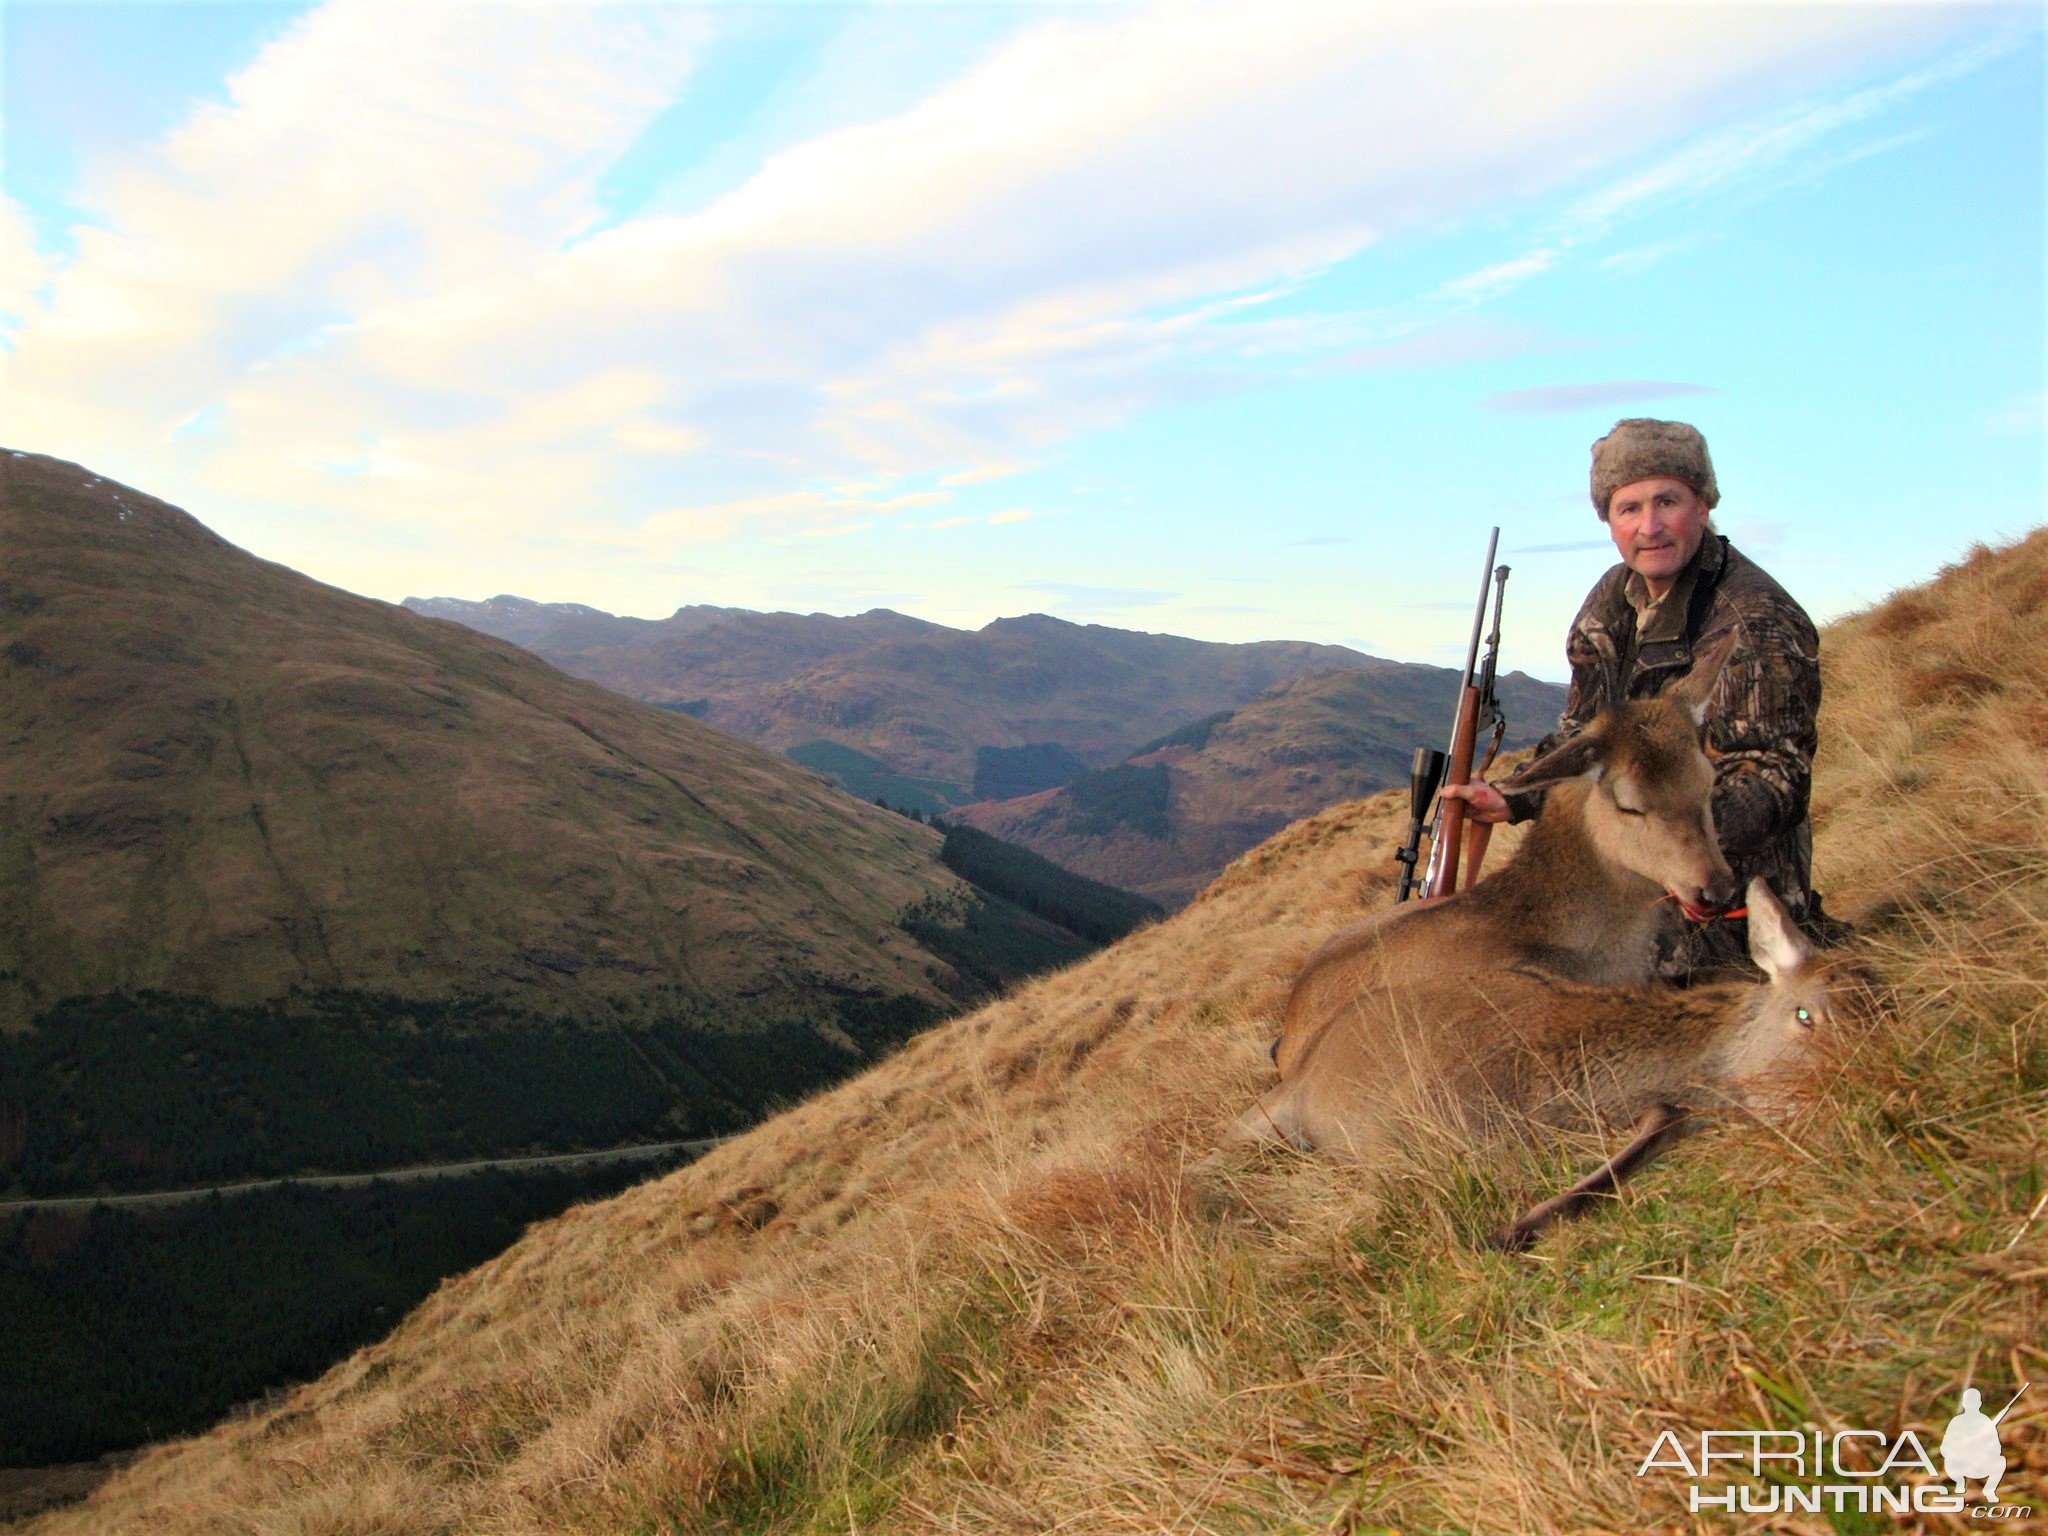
[0,451,1109,1194]
[401,593,1403,803]
[399,594,668,652]
[955,663,1568,906]
[29,530,2043,1534]
[403,594,752,656]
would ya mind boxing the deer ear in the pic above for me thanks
[1745,878,1812,979]
[1510,730,1605,793]
[1670,629,1739,729]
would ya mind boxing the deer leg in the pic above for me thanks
[1485,1102,1689,1253]
[1216,1084,1307,1152]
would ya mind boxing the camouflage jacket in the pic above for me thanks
[1500,535,1821,973]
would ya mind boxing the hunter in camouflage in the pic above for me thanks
[1446,418,1825,979]
[1502,530,1822,976]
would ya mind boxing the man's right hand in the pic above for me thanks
[1439,779,1509,824]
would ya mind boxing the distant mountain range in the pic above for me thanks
[405,595,1568,906]
[402,593,1401,804]
[0,451,1141,1195]
[955,665,1566,906]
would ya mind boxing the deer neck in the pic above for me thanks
[1500,779,1669,981]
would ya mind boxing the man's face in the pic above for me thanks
[1605,476,1710,595]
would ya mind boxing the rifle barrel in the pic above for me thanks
[1455,528,1501,701]
[1419,527,1499,901]
[1991,1382,2031,1424]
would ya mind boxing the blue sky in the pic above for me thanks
[2,1,2041,680]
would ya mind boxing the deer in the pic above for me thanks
[1208,634,1875,1244]
[1218,877,1869,1248]
[1482,879,1871,1251]
[1271,632,1740,1088]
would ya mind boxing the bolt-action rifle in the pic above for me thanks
[1394,528,1510,903]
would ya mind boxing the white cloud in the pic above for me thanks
[1440,250,1562,305]
[3,0,706,455]
[612,421,708,456]
[1562,30,2017,240]
[1599,239,1698,277]
[1335,29,2017,331]
[1,0,1975,569]
[641,489,841,546]
[1987,391,2044,436]
[941,459,1036,486]
[0,196,53,338]
[861,490,952,512]
[1483,380,1718,415]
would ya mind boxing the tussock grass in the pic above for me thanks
[17,534,2048,1535]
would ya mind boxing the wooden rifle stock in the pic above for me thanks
[1428,684,1481,900]
[1410,532,1510,903]
[1458,761,1503,885]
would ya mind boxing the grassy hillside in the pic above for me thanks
[19,533,2045,1533]
[0,451,963,1026]
[1,451,1144,1193]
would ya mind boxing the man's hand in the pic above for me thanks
[1439,779,1509,824]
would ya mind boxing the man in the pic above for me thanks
[1445,418,1825,978]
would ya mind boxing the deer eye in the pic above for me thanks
[1614,800,1646,817]
[1794,1006,1813,1025]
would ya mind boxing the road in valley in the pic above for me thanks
[0,1137,727,1214]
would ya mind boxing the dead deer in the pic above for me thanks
[1272,635,1739,1086]
[1224,878,1872,1248]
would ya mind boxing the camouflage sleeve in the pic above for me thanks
[1700,606,1819,861]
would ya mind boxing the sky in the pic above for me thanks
[2,0,2042,682]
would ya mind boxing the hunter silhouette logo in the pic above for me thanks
[1944,1385,2028,1503]
[1635,1380,2033,1519]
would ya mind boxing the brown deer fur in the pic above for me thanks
[1225,878,1874,1248]
[1273,645,1739,1085]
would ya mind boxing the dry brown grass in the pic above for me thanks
[16,532,2048,1535]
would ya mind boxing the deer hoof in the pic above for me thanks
[1483,1222,1537,1254]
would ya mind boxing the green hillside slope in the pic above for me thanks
[0,451,1095,1192]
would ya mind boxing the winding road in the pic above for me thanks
[0,1137,728,1215]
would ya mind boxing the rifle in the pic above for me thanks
[1991,1382,2031,1425]
[1394,529,1510,902]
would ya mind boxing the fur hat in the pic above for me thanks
[1590,418,1719,518]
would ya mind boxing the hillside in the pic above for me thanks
[18,532,2046,1533]
[403,593,1401,802]
[0,451,1107,1192]
[957,664,1566,907]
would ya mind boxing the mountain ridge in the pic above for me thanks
[401,589,1424,797]
[2,449,958,1021]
